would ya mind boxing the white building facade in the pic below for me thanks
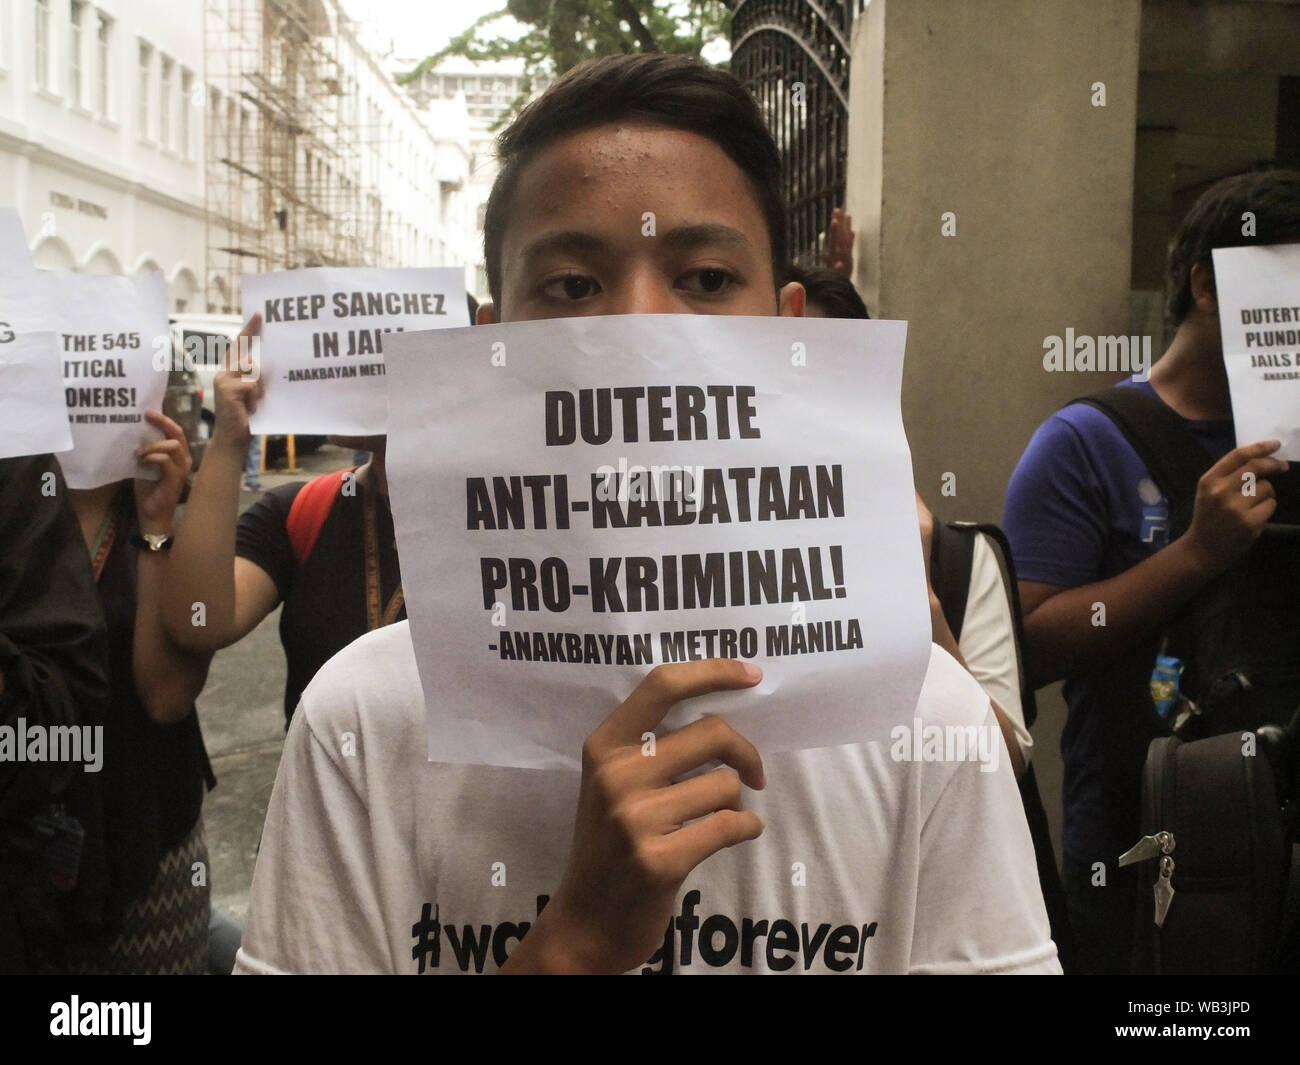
[0,0,478,313]
[0,0,207,308]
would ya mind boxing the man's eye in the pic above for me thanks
[679,268,736,295]
[542,275,601,300]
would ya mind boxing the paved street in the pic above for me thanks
[195,441,356,926]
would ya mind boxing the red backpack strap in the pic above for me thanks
[286,468,354,566]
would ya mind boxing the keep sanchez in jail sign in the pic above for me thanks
[241,267,469,435]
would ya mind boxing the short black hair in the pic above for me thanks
[784,265,870,319]
[1165,168,1300,330]
[483,53,787,310]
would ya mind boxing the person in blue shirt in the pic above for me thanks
[1003,169,1300,973]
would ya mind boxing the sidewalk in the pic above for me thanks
[197,442,357,925]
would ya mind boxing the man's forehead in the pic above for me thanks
[514,124,753,208]
[506,123,767,241]
[528,121,724,169]
[519,223,756,264]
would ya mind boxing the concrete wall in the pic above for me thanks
[844,0,1144,859]
[846,0,1142,528]
[844,0,1300,860]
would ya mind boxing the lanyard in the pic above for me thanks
[363,488,404,630]
[89,507,117,584]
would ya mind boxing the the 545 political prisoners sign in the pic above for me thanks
[53,272,170,488]
[241,267,469,435]
[0,210,166,481]
[1213,242,1300,461]
[385,314,932,770]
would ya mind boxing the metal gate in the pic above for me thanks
[731,0,867,268]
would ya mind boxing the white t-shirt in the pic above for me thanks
[234,621,1061,975]
[959,532,1034,765]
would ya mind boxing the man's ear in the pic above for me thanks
[476,302,497,325]
[1189,262,1218,316]
[778,281,805,318]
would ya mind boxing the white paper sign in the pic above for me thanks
[1212,242,1300,460]
[0,210,55,343]
[0,212,69,458]
[0,331,73,459]
[385,314,932,770]
[1,257,169,486]
[241,267,470,434]
[53,272,170,489]
[0,208,56,333]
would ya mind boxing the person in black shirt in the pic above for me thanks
[64,411,214,974]
[232,453,402,723]
[0,454,111,973]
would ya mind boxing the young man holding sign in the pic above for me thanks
[235,55,1058,975]
[1004,169,1300,973]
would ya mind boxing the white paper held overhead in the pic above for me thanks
[241,267,470,435]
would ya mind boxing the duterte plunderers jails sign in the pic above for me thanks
[1212,242,1300,461]
[241,267,469,435]
[384,314,932,770]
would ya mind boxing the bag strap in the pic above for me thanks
[286,468,353,566]
[930,521,974,643]
[943,521,1041,732]
[1071,386,1215,537]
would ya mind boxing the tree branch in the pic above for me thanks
[613,0,659,52]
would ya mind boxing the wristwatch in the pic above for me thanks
[130,532,175,552]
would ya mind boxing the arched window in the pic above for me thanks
[33,236,79,271]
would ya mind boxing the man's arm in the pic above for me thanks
[0,456,109,818]
[162,315,280,653]
[1019,439,1286,687]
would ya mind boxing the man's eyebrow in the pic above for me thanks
[660,223,754,252]
[521,230,611,263]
